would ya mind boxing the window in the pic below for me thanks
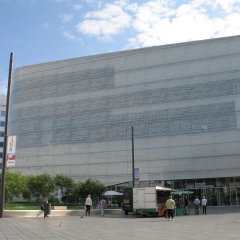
[0,142,3,147]
[1,111,6,117]
[0,121,5,127]
[0,132,4,137]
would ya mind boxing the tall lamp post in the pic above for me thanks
[132,126,135,188]
[0,52,14,218]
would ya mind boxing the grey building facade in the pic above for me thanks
[9,35,240,205]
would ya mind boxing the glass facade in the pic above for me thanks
[9,36,240,197]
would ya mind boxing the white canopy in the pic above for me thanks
[104,190,123,196]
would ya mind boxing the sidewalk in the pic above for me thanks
[4,205,240,218]
[0,208,240,239]
[188,205,240,215]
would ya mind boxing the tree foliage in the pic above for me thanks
[26,174,55,201]
[0,171,27,202]
[77,179,106,204]
[54,174,76,203]
[1,171,107,204]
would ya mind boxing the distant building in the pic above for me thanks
[0,95,6,167]
[9,35,240,206]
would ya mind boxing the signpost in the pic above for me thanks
[0,53,14,218]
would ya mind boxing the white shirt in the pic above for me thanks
[85,197,92,206]
[201,198,207,206]
[193,198,200,205]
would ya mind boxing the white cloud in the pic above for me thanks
[59,13,74,23]
[127,0,240,48]
[217,13,240,36]
[62,30,83,43]
[71,0,240,47]
[73,4,82,11]
[76,2,132,38]
[209,0,240,12]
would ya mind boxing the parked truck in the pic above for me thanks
[122,186,173,216]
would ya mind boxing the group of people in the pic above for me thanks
[85,194,107,217]
[193,196,208,215]
[183,196,208,215]
[42,194,208,219]
[165,195,208,220]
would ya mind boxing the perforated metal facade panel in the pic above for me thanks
[9,36,240,185]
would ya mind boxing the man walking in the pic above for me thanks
[193,196,200,215]
[98,197,107,217]
[201,196,207,215]
[42,197,51,218]
[165,195,176,220]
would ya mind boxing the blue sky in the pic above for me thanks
[1,0,240,95]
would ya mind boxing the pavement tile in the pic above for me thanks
[0,208,239,240]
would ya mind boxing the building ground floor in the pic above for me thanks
[112,176,240,206]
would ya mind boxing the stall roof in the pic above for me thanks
[155,186,173,191]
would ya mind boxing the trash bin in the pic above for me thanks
[176,208,184,216]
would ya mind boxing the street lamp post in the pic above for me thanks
[0,52,14,218]
[132,126,135,188]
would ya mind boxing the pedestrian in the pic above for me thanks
[193,196,200,215]
[42,197,51,218]
[85,195,92,216]
[184,197,189,215]
[165,195,176,220]
[201,196,207,215]
[98,196,107,217]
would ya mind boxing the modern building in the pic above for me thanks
[0,95,6,168]
[9,35,240,205]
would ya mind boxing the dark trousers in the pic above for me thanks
[43,203,50,218]
[195,205,199,214]
[202,206,207,214]
[167,209,174,219]
[85,205,91,216]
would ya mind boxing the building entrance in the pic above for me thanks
[187,186,240,206]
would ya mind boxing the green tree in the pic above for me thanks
[26,174,55,201]
[77,179,106,205]
[54,174,76,203]
[0,171,27,203]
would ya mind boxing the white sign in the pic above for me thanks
[6,136,17,167]
[6,154,16,167]
[7,136,16,154]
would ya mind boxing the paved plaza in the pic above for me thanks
[0,209,240,240]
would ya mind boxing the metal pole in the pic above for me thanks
[131,126,135,188]
[0,52,14,218]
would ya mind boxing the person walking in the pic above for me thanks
[98,197,107,217]
[85,195,92,216]
[165,195,176,220]
[193,196,200,215]
[201,196,207,215]
[184,197,189,215]
[42,197,51,218]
